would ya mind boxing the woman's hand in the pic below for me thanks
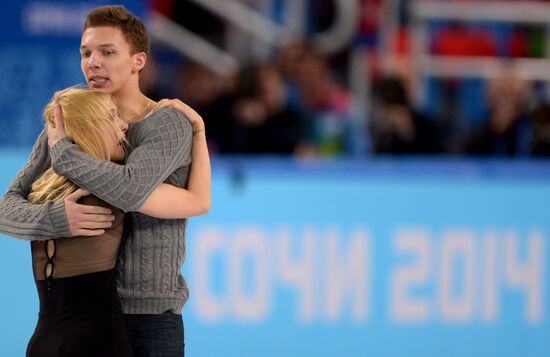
[47,104,68,147]
[155,99,205,133]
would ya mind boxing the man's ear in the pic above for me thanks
[132,52,147,73]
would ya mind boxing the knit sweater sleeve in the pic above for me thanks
[0,129,70,241]
[49,108,193,212]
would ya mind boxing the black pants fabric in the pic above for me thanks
[26,268,132,357]
[124,312,185,357]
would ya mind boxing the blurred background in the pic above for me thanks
[0,0,549,356]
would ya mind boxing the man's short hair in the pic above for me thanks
[84,5,149,56]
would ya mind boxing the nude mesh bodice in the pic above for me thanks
[31,196,124,281]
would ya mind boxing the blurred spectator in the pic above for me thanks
[140,55,170,102]
[530,102,550,156]
[175,61,235,153]
[226,64,304,154]
[277,39,309,81]
[276,39,312,110]
[462,65,533,156]
[294,50,368,157]
[148,0,550,160]
[369,75,446,155]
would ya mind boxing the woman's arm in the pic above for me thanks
[138,100,211,219]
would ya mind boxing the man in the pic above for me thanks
[0,5,210,356]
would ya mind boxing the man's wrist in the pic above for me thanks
[49,199,72,237]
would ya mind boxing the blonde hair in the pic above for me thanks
[29,87,125,204]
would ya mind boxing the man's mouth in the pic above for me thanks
[89,76,109,88]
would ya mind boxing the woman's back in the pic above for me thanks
[31,195,124,281]
[26,195,131,357]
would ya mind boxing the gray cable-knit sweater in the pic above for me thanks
[0,108,193,314]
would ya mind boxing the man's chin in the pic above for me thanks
[89,83,114,94]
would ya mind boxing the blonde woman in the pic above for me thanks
[26,87,206,357]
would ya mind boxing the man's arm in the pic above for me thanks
[50,108,193,212]
[0,130,68,240]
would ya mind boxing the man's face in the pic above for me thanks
[80,26,143,95]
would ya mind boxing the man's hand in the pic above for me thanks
[64,188,115,237]
[47,104,68,147]
[155,99,205,133]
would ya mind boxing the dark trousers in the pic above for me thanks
[124,312,185,357]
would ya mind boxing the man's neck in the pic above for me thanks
[112,87,151,123]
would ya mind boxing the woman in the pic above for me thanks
[26,87,207,357]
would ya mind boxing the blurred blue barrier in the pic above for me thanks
[1,152,549,357]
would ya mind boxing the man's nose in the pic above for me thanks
[87,52,100,69]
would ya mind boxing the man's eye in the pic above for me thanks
[81,51,91,58]
[104,50,114,56]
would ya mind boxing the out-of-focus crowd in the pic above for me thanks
[144,0,550,158]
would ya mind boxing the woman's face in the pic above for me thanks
[101,97,128,162]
